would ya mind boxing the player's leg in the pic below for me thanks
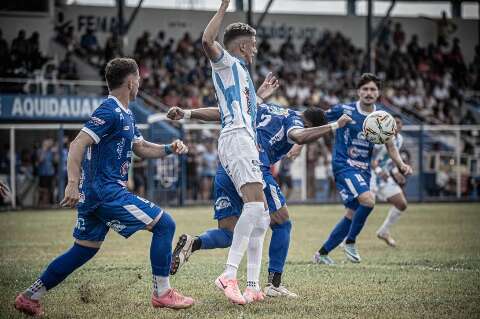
[377,190,408,247]
[14,211,106,316]
[98,192,194,309]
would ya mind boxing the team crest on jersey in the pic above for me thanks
[106,220,126,233]
[215,196,231,210]
[120,161,129,177]
[90,116,105,126]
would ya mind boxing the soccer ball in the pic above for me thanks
[362,111,397,144]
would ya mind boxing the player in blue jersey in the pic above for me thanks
[202,0,267,304]
[372,115,409,247]
[166,101,351,298]
[313,73,412,265]
[14,58,194,317]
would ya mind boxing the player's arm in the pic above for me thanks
[288,114,352,145]
[286,144,304,160]
[202,0,230,61]
[60,131,94,208]
[167,106,221,122]
[386,140,412,175]
[133,139,188,159]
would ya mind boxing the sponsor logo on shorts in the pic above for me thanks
[215,196,231,210]
[106,220,126,233]
[339,189,348,201]
[75,217,86,231]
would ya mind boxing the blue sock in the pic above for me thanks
[199,228,233,249]
[346,205,374,243]
[150,212,176,276]
[321,217,352,254]
[39,243,99,290]
[268,220,292,273]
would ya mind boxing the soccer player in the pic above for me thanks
[202,0,267,304]
[166,102,352,298]
[313,73,412,265]
[14,58,194,317]
[372,115,409,247]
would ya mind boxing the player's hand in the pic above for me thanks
[257,72,279,101]
[337,114,352,128]
[167,107,185,121]
[0,181,11,200]
[171,140,188,154]
[60,181,80,208]
[399,163,413,176]
[286,144,303,160]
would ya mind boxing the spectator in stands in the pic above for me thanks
[11,30,30,67]
[0,29,9,76]
[393,23,406,50]
[377,19,392,48]
[58,52,79,81]
[104,33,120,62]
[80,28,101,65]
[36,138,57,207]
[134,31,152,59]
[28,32,44,70]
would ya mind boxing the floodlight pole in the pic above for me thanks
[117,0,125,56]
[366,0,373,72]
[247,0,253,26]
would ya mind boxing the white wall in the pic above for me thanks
[0,5,478,63]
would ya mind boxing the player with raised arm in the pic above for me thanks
[313,73,412,265]
[372,115,409,247]
[201,0,267,304]
[14,58,193,317]
[166,78,352,298]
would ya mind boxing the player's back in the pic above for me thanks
[256,103,304,171]
[326,102,375,174]
[210,49,257,139]
[79,96,141,207]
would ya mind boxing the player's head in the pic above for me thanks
[105,58,140,100]
[393,114,403,133]
[302,107,327,128]
[356,73,381,107]
[223,22,257,64]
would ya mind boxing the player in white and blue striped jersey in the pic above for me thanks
[371,115,409,247]
[313,74,412,265]
[202,0,266,304]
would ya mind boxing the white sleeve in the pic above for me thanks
[210,48,236,71]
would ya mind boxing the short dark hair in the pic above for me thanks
[105,58,138,90]
[223,22,256,47]
[356,73,381,90]
[303,107,327,128]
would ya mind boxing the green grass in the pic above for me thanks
[1,203,480,318]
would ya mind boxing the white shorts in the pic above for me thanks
[218,128,263,196]
[373,177,403,202]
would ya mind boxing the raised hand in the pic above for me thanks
[171,140,189,154]
[337,114,353,128]
[167,107,185,121]
[257,72,280,101]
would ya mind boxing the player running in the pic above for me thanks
[313,73,412,265]
[167,100,351,298]
[202,0,267,304]
[14,58,193,317]
[372,115,409,247]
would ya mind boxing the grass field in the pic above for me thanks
[1,203,480,319]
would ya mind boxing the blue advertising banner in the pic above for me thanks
[0,95,105,122]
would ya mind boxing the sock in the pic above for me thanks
[268,220,292,274]
[378,206,404,235]
[268,272,282,288]
[224,202,264,279]
[346,205,374,243]
[198,228,233,250]
[246,210,270,291]
[25,243,99,300]
[150,212,175,295]
[152,275,170,296]
[321,217,352,253]
[192,237,202,252]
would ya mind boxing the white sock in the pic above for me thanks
[378,206,404,235]
[153,275,170,296]
[224,202,264,279]
[25,279,47,301]
[246,210,270,291]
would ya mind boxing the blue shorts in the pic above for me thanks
[335,168,371,210]
[73,190,162,241]
[213,167,286,220]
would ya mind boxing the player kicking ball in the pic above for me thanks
[166,91,352,298]
[313,73,412,265]
[14,58,193,317]
[371,115,409,247]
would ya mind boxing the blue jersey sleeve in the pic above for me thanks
[285,113,304,144]
[325,104,344,122]
[133,123,143,143]
[81,105,117,144]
